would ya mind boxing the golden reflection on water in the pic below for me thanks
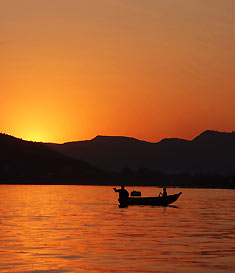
[0,185,235,273]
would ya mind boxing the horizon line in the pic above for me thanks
[1,129,235,145]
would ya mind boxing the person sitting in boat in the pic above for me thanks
[159,187,167,198]
[113,186,129,201]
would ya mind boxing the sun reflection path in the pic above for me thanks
[0,186,235,273]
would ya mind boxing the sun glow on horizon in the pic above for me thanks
[18,130,53,143]
[1,0,235,143]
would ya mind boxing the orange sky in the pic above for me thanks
[1,0,235,143]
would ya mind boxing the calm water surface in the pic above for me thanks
[0,185,234,273]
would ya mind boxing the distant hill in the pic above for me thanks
[45,130,235,175]
[0,133,106,184]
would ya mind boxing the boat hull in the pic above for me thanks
[119,192,182,207]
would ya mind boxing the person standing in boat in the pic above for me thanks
[159,187,167,198]
[113,186,129,202]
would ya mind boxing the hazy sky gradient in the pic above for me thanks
[1,0,235,142]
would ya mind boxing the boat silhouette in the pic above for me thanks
[118,192,182,207]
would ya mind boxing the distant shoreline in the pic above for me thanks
[0,182,234,190]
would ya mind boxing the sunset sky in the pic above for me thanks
[1,0,235,143]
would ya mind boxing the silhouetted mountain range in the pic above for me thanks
[0,133,106,184]
[1,131,235,188]
[46,130,235,175]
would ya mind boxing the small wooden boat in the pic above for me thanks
[119,192,182,207]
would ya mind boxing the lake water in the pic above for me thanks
[0,185,234,273]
